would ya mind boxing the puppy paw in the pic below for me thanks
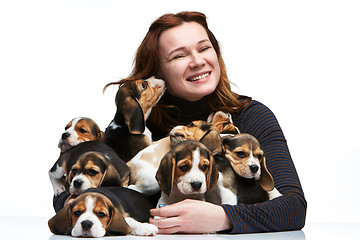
[132,223,158,236]
[53,185,66,196]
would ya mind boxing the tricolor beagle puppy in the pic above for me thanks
[58,117,104,153]
[155,140,218,207]
[205,112,281,204]
[127,120,223,196]
[207,111,240,134]
[48,187,158,237]
[104,76,165,162]
[214,133,282,204]
[49,141,130,196]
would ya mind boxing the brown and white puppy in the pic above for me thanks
[155,140,218,207]
[58,117,104,153]
[127,120,223,196]
[207,111,240,134]
[48,187,158,237]
[49,141,130,196]
[215,134,282,204]
[104,76,166,162]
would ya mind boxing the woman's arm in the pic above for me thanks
[223,100,307,233]
[150,100,306,234]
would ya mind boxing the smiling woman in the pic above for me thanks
[157,22,221,101]
[99,11,306,234]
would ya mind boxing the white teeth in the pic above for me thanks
[188,72,210,81]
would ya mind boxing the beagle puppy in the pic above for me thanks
[58,117,104,153]
[155,140,218,207]
[127,120,223,196]
[207,111,240,134]
[48,187,158,237]
[49,141,130,196]
[104,76,165,162]
[215,133,282,204]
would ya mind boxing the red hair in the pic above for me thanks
[105,11,251,130]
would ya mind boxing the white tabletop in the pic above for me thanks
[0,216,358,240]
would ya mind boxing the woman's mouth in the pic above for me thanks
[187,72,211,82]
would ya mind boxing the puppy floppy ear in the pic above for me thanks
[200,128,223,156]
[156,151,176,197]
[100,163,123,187]
[106,206,131,235]
[48,203,73,235]
[97,131,105,142]
[121,96,145,134]
[259,157,275,191]
[206,154,219,192]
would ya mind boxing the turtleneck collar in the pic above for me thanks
[159,91,213,124]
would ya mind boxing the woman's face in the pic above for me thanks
[158,22,221,102]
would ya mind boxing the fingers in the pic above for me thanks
[150,205,179,218]
[150,205,184,234]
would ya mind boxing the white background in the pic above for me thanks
[0,0,359,225]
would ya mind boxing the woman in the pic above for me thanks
[119,11,306,234]
[53,11,306,234]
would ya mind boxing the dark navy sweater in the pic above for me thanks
[53,93,307,233]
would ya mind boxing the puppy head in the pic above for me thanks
[68,152,122,195]
[113,76,165,134]
[156,140,218,197]
[58,117,104,153]
[48,192,131,237]
[222,134,274,191]
[207,111,240,134]
[169,120,223,155]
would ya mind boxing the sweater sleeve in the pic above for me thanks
[222,100,307,233]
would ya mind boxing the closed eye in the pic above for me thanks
[199,46,211,52]
[79,128,87,133]
[172,54,186,60]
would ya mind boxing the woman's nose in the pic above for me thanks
[189,52,206,69]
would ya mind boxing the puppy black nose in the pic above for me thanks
[62,132,70,140]
[81,220,93,231]
[191,181,202,191]
[249,165,259,173]
[73,180,83,188]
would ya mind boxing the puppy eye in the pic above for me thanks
[257,154,263,159]
[188,122,196,128]
[79,128,87,133]
[97,212,106,218]
[141,82,147,91]
[179,165,189,172]
[236,151,246,158]
[72,169,78,175]
[88,169,99,176]
[73,210,82,217]
[201,165,208,171]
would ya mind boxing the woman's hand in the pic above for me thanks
[149,199,232,234]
